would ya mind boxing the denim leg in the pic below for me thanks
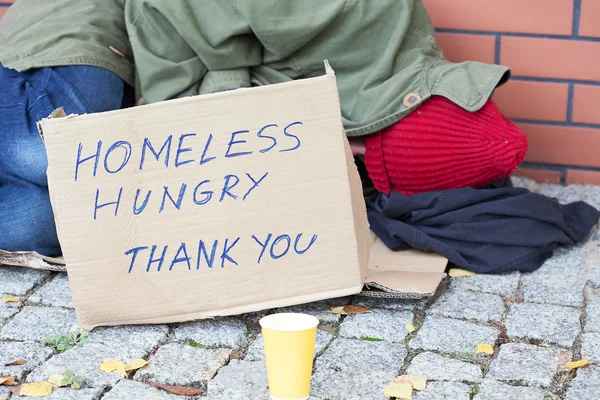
[0,63,124,255]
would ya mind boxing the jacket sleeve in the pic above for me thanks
[125,0,208,103]
[125,0,261,103]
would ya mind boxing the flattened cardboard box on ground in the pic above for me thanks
[36,65,447,329]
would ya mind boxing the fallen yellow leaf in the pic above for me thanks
[330,305,371,315]
[19,382,53,397]
[565,358,589,370]
[100,359,126,376]
[0,376,15,386]
[47,374,67,388]
[383,381,413,399]
[1,296,19,303]
[405,322,416,333]
[448,268,476,278]
[124,359,149,372]
[477,344,494,355]
[395,375,427,391]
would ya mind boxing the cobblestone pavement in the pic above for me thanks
[1,178,600,399]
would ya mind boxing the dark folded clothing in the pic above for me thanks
[367,178,600,274]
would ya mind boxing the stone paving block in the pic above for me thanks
[28,273,74,308]
[538,184,592,206]
[17,388,104,400]
[413,381,472,400]
[505,303,580,347]
[520,273,586,307]
[0,267,51,296]
[511,177,538,191]
[27,323,167,389]
[206,360,267,400]
[245,329,333,361]
[0,299,20,326]
[0,341,54,381]
[315,338,407,374]
[405,351,483,383]
[428,290,504,323]
[89,325,169,353]
[136,343,231,388]
[408,317,499,356]
[527,246,588,278]
[590,263,600,288]
[585,295,600,332]
[581,332,600,362]
[474,379,549,400]
[565,365,600,400]
[27,342,147,388]
[1,306,78,341]
[486,343,559,388]
[0,387,9,400]
[449,272,520,297]
[338,309,413,342]
[311,369,393,400]
[174,318,248,350]
[277,301,343,325]
[353,297,426,310]
[104,380,184,400]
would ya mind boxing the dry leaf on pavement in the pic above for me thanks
[383,381,413,399]
[4,359,26,366]
[405,322,416,333]
[565,358,589,370]
[18,381,53,397]
[124,359,149,372]
[100,359,126,376]
[148,382,205,396]
[477,344,494,355]
[0,376,16,386]
[330,305,371,315]
[395,375,427,391]
[1,296,19,303]
[448,268,476,278]
[47,374,68,388]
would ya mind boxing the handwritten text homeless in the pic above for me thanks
[73,121,318,273]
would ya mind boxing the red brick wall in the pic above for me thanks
[423,0,600,185]
[0,1,13,19]
[1,1,598,185]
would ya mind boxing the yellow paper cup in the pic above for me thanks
[260,313,319,400]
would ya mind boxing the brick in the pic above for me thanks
[493,80,568,122]
[520,123,600,167]
[513,168,562,184]
[580,0,600,38]
[435,33,496,64]
[573,85,600,125]
[501,37,600,81]
[566,170,600,185]
[423,0,572,35]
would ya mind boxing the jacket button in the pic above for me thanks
[403,92,422,107]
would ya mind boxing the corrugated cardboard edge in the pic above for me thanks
[81,286,359,330]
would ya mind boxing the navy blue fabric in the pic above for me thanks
[367,179,600,274]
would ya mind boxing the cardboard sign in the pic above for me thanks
[39,66,372,329]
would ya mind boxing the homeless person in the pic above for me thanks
[0,0,134,255]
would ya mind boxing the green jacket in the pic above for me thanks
[125,0,510,136]
[0,0,509,137]
[0,0,134,86]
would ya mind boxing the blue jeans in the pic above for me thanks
[0,63,124,256]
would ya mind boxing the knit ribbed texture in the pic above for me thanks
[364,96,528,195]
